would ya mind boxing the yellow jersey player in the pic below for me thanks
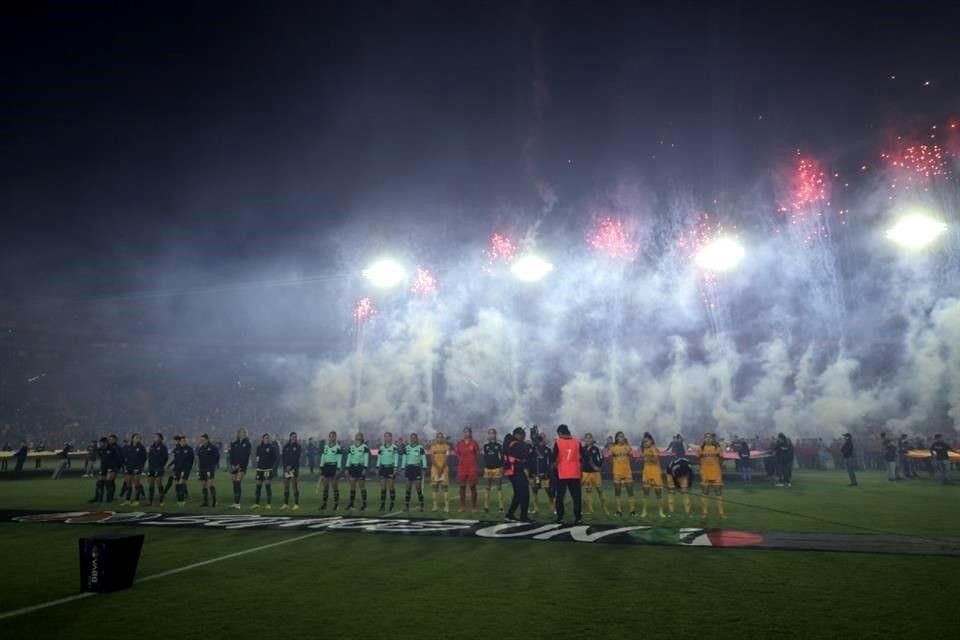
[429,432,451,512]
[609,431,636,516]
[696,432,726,519]
[640,432,666,519]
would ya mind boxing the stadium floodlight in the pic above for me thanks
[510,254,554,282]
[885,213,948,250]
[694,237,745,273]
[362,259,406,288]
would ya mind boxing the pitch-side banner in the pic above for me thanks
[4,511,959,556]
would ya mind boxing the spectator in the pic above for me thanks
[897,435,915,478]
[735,438,752,484]
[840,433,857,486]
[929,434,956,485]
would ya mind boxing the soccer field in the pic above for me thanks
[0,469,957,639]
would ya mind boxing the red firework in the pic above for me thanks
[779,154,828,218]
[410,266,438,296]
[484,232,517,267]
[882,139,951,193]
[354,297,375,323]
[588,216,638,260]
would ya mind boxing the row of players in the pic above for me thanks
[87,427,727,521]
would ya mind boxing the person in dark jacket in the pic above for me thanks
[503,427,533,522]
[228,428,252,509]
[121,433,148,505]
[281,432,303,510]
[930,434,956,484]
[98,435,124,502]
[146,433,169,505]
[164,435,194,505]
[774,433,794,487]
[12,441,29,475]
[840,433,858,486]
[527,429,553,515]
[196,434,220,507]
[252,433,279,508]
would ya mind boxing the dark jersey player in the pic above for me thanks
[666,456,694,517]
[196,434,220,507]
[252,434,279,509]
[120,433,148,506]
[482,429,505,512]
[165,436,194,505]
[281,432,302,510]
[146,433,169,506]
[228,428,252,509]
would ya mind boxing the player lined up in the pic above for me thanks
[86,428,728,521]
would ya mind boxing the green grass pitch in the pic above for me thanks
[0,468,957,639]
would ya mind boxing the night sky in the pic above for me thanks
[2,2,959,438]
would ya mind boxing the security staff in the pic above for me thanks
[503,427,533,522]
[552,424,582,525]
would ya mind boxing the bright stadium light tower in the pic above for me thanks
[885,212,948,250]
[362,259,406,288]
[695,236,745,273]
[510,254,554,282]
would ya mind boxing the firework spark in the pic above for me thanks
[484,232,517,268]
[354,297,375,323]
[882,138,951,195]
[588,216,638,260]
[410,266,438,296]
[779,154,828,217]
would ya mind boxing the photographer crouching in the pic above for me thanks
[503,426,533,522]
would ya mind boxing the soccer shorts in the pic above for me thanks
[126,466,143,476]
[457,470,478,484]
[431,468,449,484]
[642,472,663,489]
[255,469,273,482]
[404,465,422,481]
[701,478,723,489]
[483,468,503,479]
[530,475,549,489]
[198,470,215,481]
[99,466,118,477]
[666,474,690,490]
[321,464,339,479]
[581,471,602,488]
[284,467,299,479]
[348,464,366,479]
[378,465,396,479]
[173,469,191,482]
[146,467,165,478]
[613,472,633,484]
[230,464,248,474]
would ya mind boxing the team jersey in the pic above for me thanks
[641,445,660,474]
[347,443,370,467]
[402,443,428,468]
[482,441,503,469]
[528,443,553,476]
[430,442,450,470]
[610,443,634,479]
[320,443,343,467]
[455,439,480,473]
[377,443,400,467]
[697,443,724,481]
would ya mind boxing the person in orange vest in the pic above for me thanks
[552,424,583,525]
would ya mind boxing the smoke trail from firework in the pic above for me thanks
[677,212,732,333]
[410,268,439,431]
[776,153,846,349]
[587,216,637,424]
[352,297,375,432]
